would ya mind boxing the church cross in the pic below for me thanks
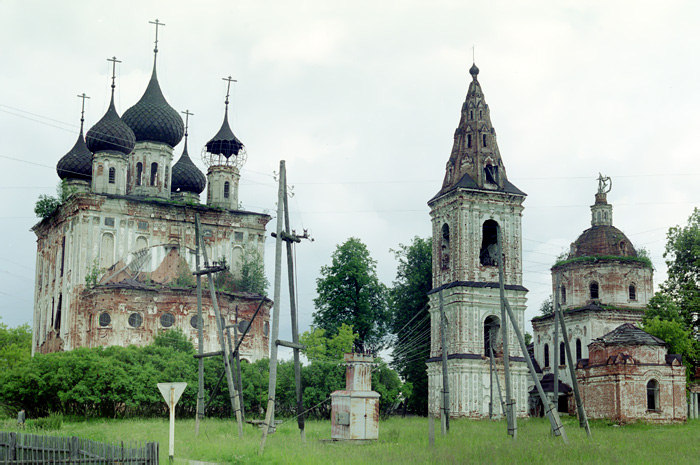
[149,19,166,54]
[76,92,90,129]
[181,109,193,136]
[222,76,237,106]
[107,56,122,90]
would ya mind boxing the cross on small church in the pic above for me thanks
[76,93,90,124]
[149,19,166,54]
[222,76,237,106]
[107,56,121,90]
[181,109,193,136]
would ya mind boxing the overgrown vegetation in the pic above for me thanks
[84,259,103,288]
[553,254,653,269]
[1,416,697,465]
[34,180,77,219]
[642,208,700,379]
[212,248,269,296]
[0,318,31,372]
[174,258,195,287]
[0,328,404,420]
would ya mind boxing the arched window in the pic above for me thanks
[479,110,482,119]
[224,181,230,199]
[576,338,582,361]
[484,315,500,356]
[480,220,499,267]
[108,167,116,184]
[441,223,450,270]
[559,342,566,366]
[150,162,158,186]
[165,166,169,188]
[560,285,566,304]
[136,162,143,186]
[629,284,637,301]
[469,110,473,120]
[590,281,599,300]
[482,133,487,147]
[647,379,659,411]
[544,344,550,368]
[467,134,472,148]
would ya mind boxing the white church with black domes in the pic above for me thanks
[33,22,272,361]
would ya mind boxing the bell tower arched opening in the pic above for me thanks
[480,219,499,266]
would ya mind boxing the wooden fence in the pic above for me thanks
[0,432,158,465]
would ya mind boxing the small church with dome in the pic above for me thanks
[32,23,271,361]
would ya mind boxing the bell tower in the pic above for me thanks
[427,63,529,418]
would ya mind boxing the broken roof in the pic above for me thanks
[594,323,666,347]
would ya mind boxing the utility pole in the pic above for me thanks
[225,324,245,423]
[497,232,516,439]
[195,215,243,437]
[554,288,592,437]
[194,213,205,435]
[283,168,305,442]
[261,160,308,454]
[497,225,568,444]
[489,342,506,418]
[234,307,245,422]
[438,290,450,434]
[552,274,560,435]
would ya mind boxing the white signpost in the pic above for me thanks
[158,382,187,463]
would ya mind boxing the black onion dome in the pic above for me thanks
[57,130,92,181]
[171,141,206,194]
[122,67,184,147]
[205,110,244,158]
[86,96,136,155]
[469,63,479,77]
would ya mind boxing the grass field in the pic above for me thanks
[2,416,698,464]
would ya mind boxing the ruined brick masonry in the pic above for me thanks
[33,40,271,360]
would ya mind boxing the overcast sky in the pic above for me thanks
[1,1,699,357]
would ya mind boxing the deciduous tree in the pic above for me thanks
[388,237,431,415]
[313,238,388,350]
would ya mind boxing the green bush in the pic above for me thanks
[28,413,63,431]
[0,329,404,420]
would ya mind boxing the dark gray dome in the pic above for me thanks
[86,96,136,155]
[205,110,243,158]
[469,63,479,77]
[57,129,92,181]
[171,140,206,194]
[122,67,184,147]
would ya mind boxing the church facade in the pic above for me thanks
[531,179,653,389]
[32,32,271,361]
[427,64,529,418]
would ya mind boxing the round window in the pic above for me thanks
[160,312,175,328]
[263,321,270,337]
[190,315,202,329]
[99,312,111,327]
[238,320,250,333]
[128,312,142,328]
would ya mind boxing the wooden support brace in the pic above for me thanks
[193,351,224,359]
[276,339,306,350]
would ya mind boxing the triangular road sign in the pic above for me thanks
[157,382,188,408]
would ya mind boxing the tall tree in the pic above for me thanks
[313,238,388,350]
[642,208,700,377]
[388,236,432,415]
[662,208,700,336]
